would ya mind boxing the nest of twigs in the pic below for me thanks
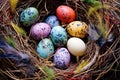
[0,0,120,80]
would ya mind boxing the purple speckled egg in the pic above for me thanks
[30,22,51,40]
[54,47,70,69]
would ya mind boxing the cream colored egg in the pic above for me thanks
[67,37,86,56]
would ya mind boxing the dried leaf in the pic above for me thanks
[10,21,26,36]
[107,33,114,42]
[89,11,106,39]
[96,36,106,47]
[5,36,16,48]
[88,22,100,41]
[88,23,107,47]
[74,60,89,73]
[9,0,18,13]
[42,66,55,80]
[0,36,31,66]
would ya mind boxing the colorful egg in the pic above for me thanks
[37,38,54,59]
[54,47,70,69]
[45,15,60,28]
[20,7,39,26]
[56,5,76,23]
[67,21,88,38]
[67,37,86,56]
[30,22,51,40]
[50,26,68,47]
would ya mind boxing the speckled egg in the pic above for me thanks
[20,7,39,26]
[50,26,68,47]
[67,37,86,57]
[36,38,54,59]
[45,15,60,28]
[56,5,76,23]
[30,22,51,40]
[54,47,70,69]
[67,21,88,38]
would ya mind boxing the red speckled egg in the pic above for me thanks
[56,5,76,23]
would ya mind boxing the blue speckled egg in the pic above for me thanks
[37,38,54,59]
[54,47,70,69]
[20,7,39,26]
[45,15,60,28]
[50,26,68,47]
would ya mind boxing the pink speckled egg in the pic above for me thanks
[30,22,51,40]
[54,47,70,69]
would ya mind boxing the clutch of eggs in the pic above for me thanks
[50,26,68,47]
[56,5,76,23]
[36,38,54,59]
[20,7,39,26]
[67,37,86,57]
[30,22,51,40]
[45,15,60,28]
[67,21,88,38]
[54,47,70,69]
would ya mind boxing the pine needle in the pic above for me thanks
[9,0,18,13]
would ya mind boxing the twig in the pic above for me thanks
[80,45,100,72]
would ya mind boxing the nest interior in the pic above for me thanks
[0,0,120,80]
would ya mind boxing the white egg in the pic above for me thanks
[67,37,86,56]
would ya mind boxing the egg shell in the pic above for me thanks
[37,38,54,59]
[45,15,60,28]
[30,22,51,40]
[56,5,76,23]
[67,21,88,38]
[67,37,86,56]
[50,26,68,47]
[20,7,39,26]
[54,47,70,69]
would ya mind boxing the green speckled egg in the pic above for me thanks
[50,26,68,47]
[20,7,39,26]
[36,38,54,59]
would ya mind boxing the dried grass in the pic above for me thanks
[0,0,120,80]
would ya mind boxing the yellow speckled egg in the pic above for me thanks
[66,21,88,38]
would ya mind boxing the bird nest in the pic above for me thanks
[0,0,120,80]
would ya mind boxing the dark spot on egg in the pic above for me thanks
[77,24,81,26]
[68,17,71,20]
[41,27,46,31]
[72,23,74,25]
[57,33,62,37]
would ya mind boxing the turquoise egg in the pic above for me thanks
[50,26,68,47]
[45,15,60,28]
[20,7,39,26]
[37,38,54,59]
